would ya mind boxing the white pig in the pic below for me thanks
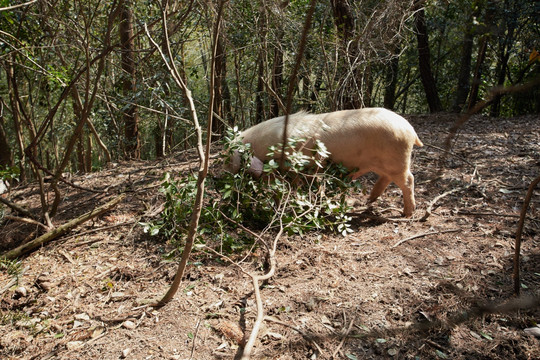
[229,108,423,217]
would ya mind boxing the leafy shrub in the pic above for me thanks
[142,127,357,254]
[0,165,19,182]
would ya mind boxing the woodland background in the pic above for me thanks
[1,1,540,358]
[1,0,538,192]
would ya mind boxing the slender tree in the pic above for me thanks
[468,0,496,111]
[0,101,13,169]
[119,1,140,159]
[211,13,230,141]
[383,50,400,110]
[452,2,481,112]
[330,0,360,109]
[415,5,443,112]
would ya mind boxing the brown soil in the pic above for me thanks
[1,113,539,360]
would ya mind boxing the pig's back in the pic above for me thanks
[315,108,420,174]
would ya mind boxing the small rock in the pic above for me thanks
[16,318,40,329]
[524,327,540,338]
[110,292,126,301]
[122,320,136,329]
[75,313,90,321]
[73,320,84,329]
[265,331,283,340]
[66,341,84,350]
[121,348,131,358]
[15,286,28,297]
[39,282,54,291]
[39,311,49,319]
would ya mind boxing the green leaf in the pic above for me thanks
[480,332,493,340]
[435,350,448,359]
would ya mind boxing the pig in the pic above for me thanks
[228,108,423,217]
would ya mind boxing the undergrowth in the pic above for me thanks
[141,128,358,256]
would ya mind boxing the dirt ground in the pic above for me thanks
[1,113,539,360]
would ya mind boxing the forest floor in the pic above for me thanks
[1,112,540,360]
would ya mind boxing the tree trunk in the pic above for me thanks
[77,136,85,173]
[120,2,140,159]
[383,53,400,110]
[0,102,13,169]
[5,60,27,182]
[255,51,266,124]
[85,131,92,172]
[452,4,479,112]
[212,32,228,141]
[269,40,284,118]
[415,7,443,113]
[330,0,360,109]
[468,0,496,111]
[490,2,516,117]
[233,51,246,127]
[363,64,373,107]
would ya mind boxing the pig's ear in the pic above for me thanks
[248,156,264,179]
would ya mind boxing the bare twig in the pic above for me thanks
[0,266,29,295]
[265,315,325,356]
[442,77,540,161]
[65,220,137,247]
[0,0,38,12]
[3,215,49,230]
[513,174,540,295]
[332,316,356,358]
[189,319,202,360]
[420,186,465,222]
[457,210,540,224]
[392,228,460,248]
[423,143,476,168]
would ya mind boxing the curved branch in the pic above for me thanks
[513,174,540,295]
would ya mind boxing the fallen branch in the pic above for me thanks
[241,226,284,359]
[392,228,461,248]
[513,174,540,295]
[0,193,126,260]
[0,196,35,219]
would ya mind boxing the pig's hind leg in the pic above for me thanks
[392,170,416,217]
[367,175,392,204]
[350,170,392,210]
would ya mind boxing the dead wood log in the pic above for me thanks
[1,193,126,260]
